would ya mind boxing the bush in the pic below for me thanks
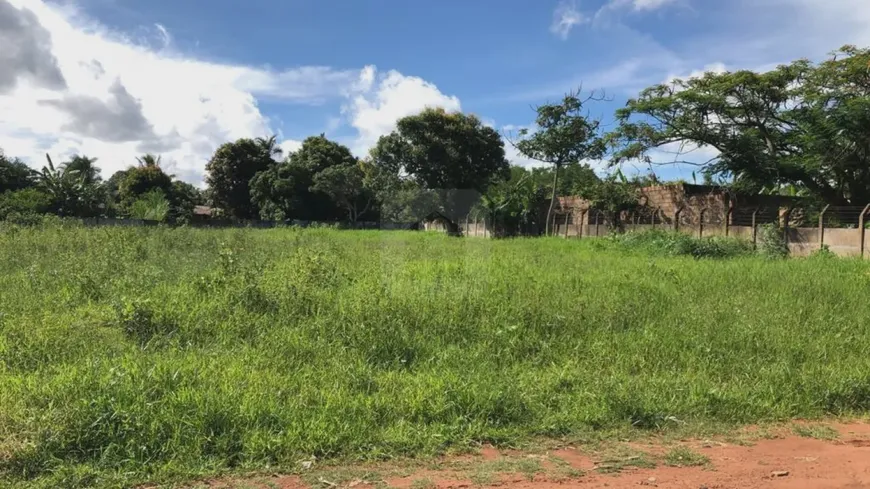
[606,230,754,259]
[0,188,52,220]
[757,223,789,259]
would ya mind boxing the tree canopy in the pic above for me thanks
[206,138,276,219]
[608,45,870,206]
[370,108,509,232]
[513,91,606,234]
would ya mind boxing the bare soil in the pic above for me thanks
[194,422,870,489]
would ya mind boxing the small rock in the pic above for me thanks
[648,477,657,483]
[771,470,790,478]
[699,485,709,489]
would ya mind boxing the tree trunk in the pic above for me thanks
[546,164,561,236]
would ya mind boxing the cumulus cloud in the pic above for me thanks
[343,66,461,154]
[550,1,587,40]
[0,0,363,185]
[0,0,66,92]
[39,78,157,144]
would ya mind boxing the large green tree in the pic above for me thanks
[206,139,277,219]
[370,108,509,234]
[250,135,357,221]
[119,155,173,209]
[311,162,374,223]
[0,151,35,193]
[608,45,870,206]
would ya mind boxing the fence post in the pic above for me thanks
[483,217,488,238]
[751,208,759,246]
[595,211,601,237]
[674,206,684,232]
[725,204,733,237]
[699,208,708,238]
[579,209,586,239]
[782,207,792,249]
[860,204,870,258]
[818,204,831,249]
[465,216,469,236]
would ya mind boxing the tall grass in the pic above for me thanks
[2,225,870,488]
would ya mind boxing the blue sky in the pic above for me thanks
[2,0,869,184]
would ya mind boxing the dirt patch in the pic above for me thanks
[194,422,870,489]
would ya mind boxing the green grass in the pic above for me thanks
[2,224,870,488]
[663,447,710,467]
[792,424,840,440]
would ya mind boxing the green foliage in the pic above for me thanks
[663,447,709,467]
[119,161,173,207]
[311,162,373,222]
[578,173,640,228]
[250,136,354,221]
[0,151,34,192]
[371,108,509,228]
[606,230,755,258]
[757,223,789,259]
[0,188,52,220]
[127,189,170,221]
[3,228,870,488]
[206,139,277,219]
[514,90,606,235]
[609,46,870,205]
[60,155,101,185]
[32,155,104,217]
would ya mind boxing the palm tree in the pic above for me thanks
[136,154,162,168]
[34,154,103,217]
[61,155,101,184]
[255,135,283,159]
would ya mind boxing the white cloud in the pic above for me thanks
[278,139,303,157]
[343,67,461,155]
[0,0,363,185]
[630,0,679,11]
[550,1,587,40]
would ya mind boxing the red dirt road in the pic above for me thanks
[200,423,870,489]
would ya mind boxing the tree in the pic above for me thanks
[206,139,275,219]
[61,155,101,184]
[249,135,358,221]
[255,135,283,160]
[167,181,204,223]
[119,162,173,208]
[135,154,163,168]
[370,108,509,234]
[0,151,35,192]
[608,45,870,206]
[512,90,606,235]
[311,162,374,223]
[33,154,104,217]
[0,188,52,220]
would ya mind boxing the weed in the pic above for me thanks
[663,446,710,467]
[792,424,839,440]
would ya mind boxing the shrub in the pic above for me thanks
[606,230,754,259]
[757,223,789,259]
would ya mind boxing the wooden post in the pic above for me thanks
[819,204,831,248]
[782,207,792,248]
[674,206,684,232]
[725,205,734,237]
[860,204,870,258]
[751,208,759,247]
[699,208,708,238]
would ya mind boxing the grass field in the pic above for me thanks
[2,224,870,488]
